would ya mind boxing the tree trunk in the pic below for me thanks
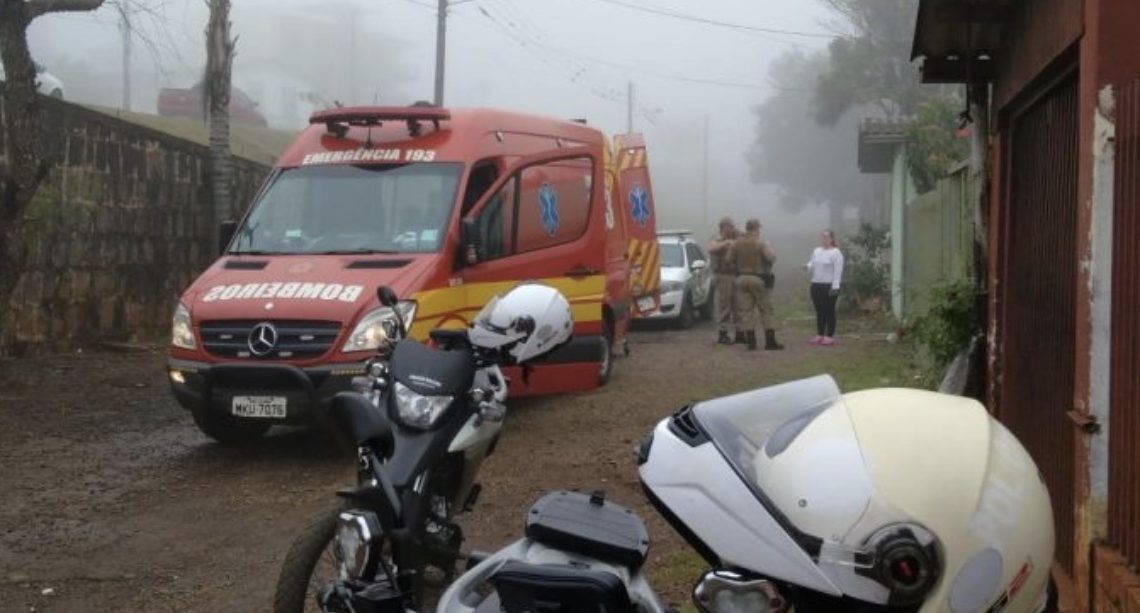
[0,0,49,351]
[205,0,234,250]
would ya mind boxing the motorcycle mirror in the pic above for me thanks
[692,570,787,613]
[377,286,399,307]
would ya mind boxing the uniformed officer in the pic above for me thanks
[708,217,743,345]
[728,218,784,351]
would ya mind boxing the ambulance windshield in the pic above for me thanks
[229,162,463,255]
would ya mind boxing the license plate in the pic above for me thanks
[231,396,287,419]
[637,296,656,312]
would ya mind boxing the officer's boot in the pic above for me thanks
[746,331,758,351]
[735,330,748,344]
[717,330,732,345]
[764,329,785,351]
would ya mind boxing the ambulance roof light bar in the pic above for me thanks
[310,105,451,138]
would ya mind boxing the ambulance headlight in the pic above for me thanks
[343,302,418,352]
[661,280,685,294]
[171,302,196,350]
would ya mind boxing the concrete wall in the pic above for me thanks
[903,164,973,318]
[0,95,271,355]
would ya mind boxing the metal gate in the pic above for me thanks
[1001,75,1079,575]
[1109,75,1140,570]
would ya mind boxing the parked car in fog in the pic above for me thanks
[157,83,268,126]
[0,62,65,98]
[649,230,713,328]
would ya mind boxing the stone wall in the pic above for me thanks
[0,95,271,355]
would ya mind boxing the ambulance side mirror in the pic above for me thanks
[218,220,237,254]
[461,218,480,266]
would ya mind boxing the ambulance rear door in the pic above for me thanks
[613,133,660,315]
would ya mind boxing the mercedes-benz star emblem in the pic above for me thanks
[248,322,278,357]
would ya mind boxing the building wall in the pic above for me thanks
[992,0,1083,112]
[890,146,911,317]
[983,0,1140,608]
[0,95,271,355]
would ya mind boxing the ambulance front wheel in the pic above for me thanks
[192,406,271,444]
[599,318,614,387]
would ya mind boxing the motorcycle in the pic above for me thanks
[273,284,574,612]
[436,375,1059,613]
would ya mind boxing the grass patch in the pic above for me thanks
[84,106,298,166]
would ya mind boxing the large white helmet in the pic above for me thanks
[468,284,573,363]
[640,375,1056,613]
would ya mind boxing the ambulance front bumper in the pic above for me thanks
[166,358,368,425]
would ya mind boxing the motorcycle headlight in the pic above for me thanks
[334,511,383,580]
[393,381,453,429]
[343,301,418,353]
[661,280,685,294]
[171,302,196,350]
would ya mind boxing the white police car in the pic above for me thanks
[650,230,713,328]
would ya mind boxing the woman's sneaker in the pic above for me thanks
[810,336,823,345]
[820,337,835,346]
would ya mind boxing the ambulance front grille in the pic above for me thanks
[199,320,342,360]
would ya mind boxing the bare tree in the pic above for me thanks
[204,0,234,242]
[0,0,106,347]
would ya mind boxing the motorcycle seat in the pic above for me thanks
[524,491,649,570]
[491,559,636,613]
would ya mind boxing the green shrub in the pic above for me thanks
[911,280,980,367]
[841,223,890,311]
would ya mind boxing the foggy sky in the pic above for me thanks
[28,0,839,235]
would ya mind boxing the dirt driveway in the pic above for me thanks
[0,314,917,612]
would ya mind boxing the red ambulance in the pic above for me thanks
[167,105,660,442]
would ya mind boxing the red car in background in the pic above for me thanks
[157,83,268,126]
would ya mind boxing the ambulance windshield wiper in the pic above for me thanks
[315,248,401,255]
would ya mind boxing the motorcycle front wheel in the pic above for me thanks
[272,506,343,613]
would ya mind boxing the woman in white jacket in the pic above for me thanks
[805,229,844,346]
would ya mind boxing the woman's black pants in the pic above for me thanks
[810,283,838,337]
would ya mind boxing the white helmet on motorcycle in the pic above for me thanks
[468,283,573,363]
[639,375,1056,613]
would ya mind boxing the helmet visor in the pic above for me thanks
[692,375,876,550]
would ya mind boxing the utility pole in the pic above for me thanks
[702,114,710,229]
[434,0,448,105]
[626,80,634,133]
[118,5,131,111]
[348,5,358,104]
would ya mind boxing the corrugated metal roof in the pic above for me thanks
[858,119,909,173]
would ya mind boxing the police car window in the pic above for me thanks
[514,157,593,254]
[229,162,462,255]
[659,243,685,268]
[685,243,704,265]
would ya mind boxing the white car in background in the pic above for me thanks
[0,62,64,98]
[651,230,714,328]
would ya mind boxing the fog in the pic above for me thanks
[28,0,840,243]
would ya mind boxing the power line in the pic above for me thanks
[475,2,805,93]
[392,0,436,10]
[582,0,832,39]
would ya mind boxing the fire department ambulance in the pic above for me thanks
[167,105,660,442]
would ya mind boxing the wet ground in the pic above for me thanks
[0,314,918,612]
